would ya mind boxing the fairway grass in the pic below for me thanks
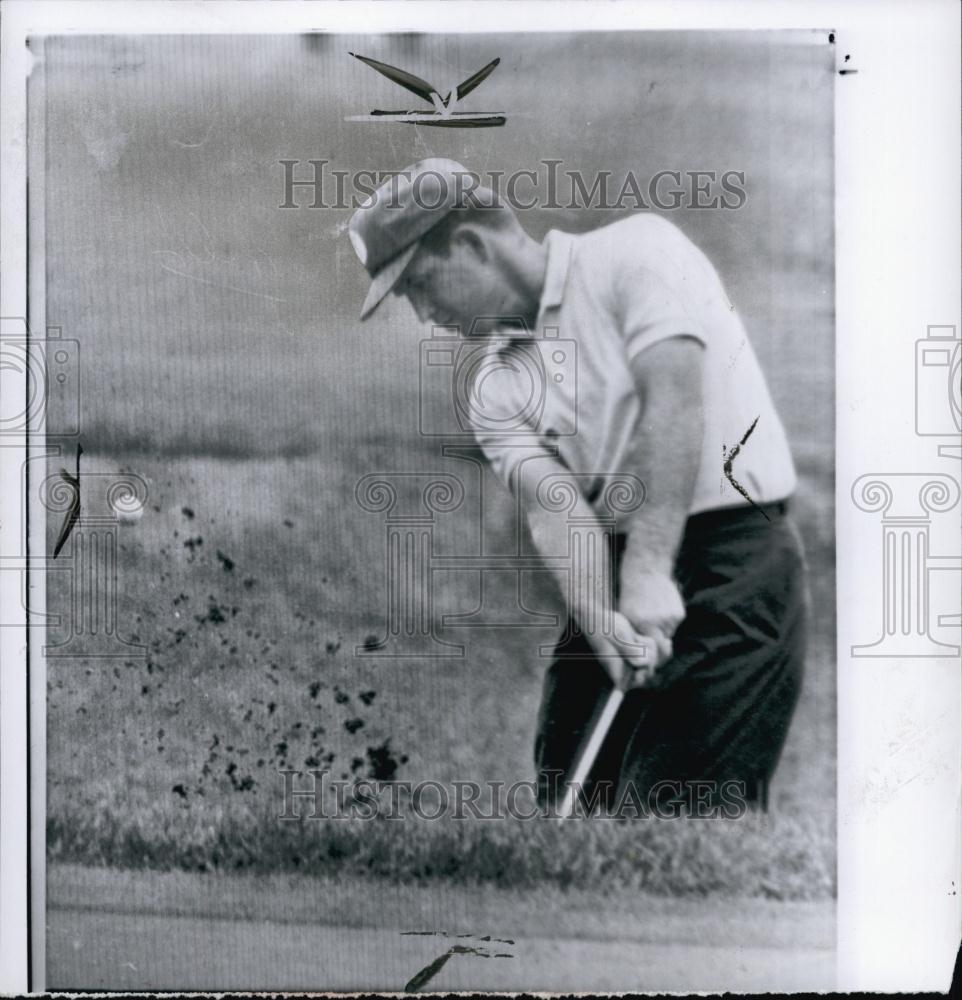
[48,801,834,899]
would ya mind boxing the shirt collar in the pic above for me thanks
[487,230,575,354]
[536,229,576,327]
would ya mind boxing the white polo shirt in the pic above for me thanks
[468,213,797,524]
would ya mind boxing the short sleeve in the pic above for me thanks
[614,259,707,362]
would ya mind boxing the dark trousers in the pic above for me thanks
[534,500,808,812]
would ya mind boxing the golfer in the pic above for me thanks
[349,158,806,813]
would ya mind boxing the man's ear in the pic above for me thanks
[452,225,488,262]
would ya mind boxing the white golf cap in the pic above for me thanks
[348,158,497,320]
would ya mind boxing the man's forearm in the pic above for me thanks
[622,338,704,579]
[525,492,654,682]
[526,500,615,630]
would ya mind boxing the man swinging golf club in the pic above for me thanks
[348,159,806,816]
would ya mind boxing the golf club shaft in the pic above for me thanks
[557,685,625,818]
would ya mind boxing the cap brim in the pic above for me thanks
[359,242,420,320]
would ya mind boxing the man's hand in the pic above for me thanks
[581,609,671,691]
[617,570,685,665]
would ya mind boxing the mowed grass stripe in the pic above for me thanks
[48,863,835,949]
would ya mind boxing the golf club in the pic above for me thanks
[556,684,626,818]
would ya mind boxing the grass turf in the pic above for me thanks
[46,443,835,899]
